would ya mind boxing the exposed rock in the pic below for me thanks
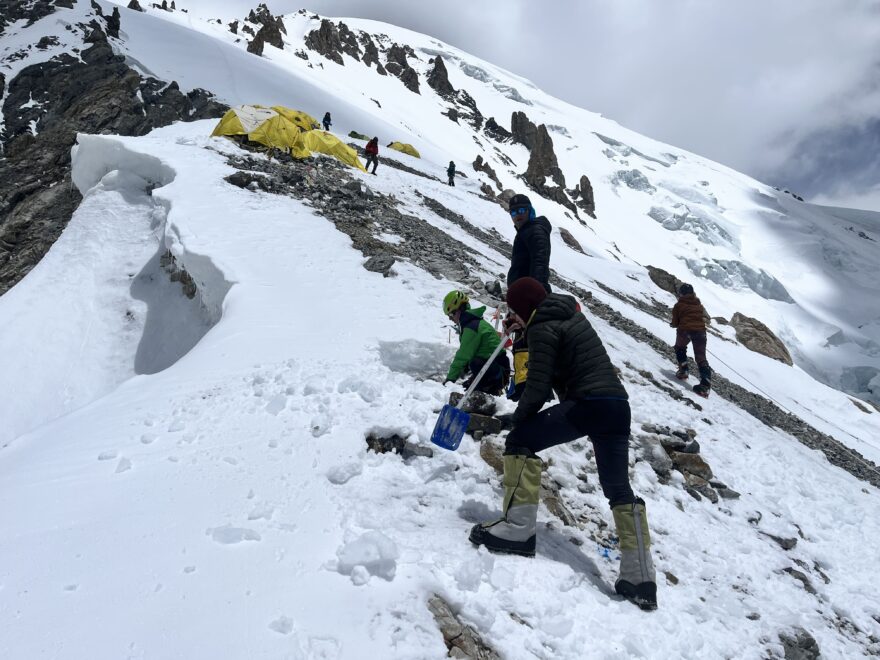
[228,20,238,34]
[1,0,57,35]
[428,595,500,660]
[399,67,420,94]
[246,32,264,55]
[472,155,503,191]
[647,265,683,297]
[761,532,797,551]
[525,124,565,188]
[365,433,433,460]
[455,90,482,129]
[511,111,538,150]
[359,32,385,74]
[730,313,793,365]
[304,18,344,65]
[668,452,713,481]
[484,116,512,142]
[386,43,410,68]
[782,568,817,595]
[126,0,144,13]
[251,20,284,51]
[427,55,455,97]
[336,22,361,61]
[683,473,718,503]
[559,228,585,254]
[780,628,821,660]
[104,6,121,38]
[247,4,286,35]
[0,32,226,295]
[635,434,674,480]
[35,35,59,49]
[363,254,395,276]
[449,391,497,417]
[479,439,504,474]
[571,174,596,218]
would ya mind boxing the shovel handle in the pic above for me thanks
[456,331,510,410]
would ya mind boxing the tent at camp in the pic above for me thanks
[303,131,366,172]
[387,141,421,158]
[211,105,364,171]
[270,106,319,132]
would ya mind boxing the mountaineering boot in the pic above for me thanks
[612,499,657,610]
[693,365,712,398]
[675,363,689,380]
[469,454,541,557]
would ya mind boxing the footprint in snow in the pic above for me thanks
[269,615,295,635]
[115,458,132,473]
[98,450,118,461]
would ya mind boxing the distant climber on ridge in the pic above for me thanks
[322,111,332,131]
[504,193,552,402]
[365,137,379,175]
[671,283,713,397]
[469,277,659,611]
[447,161,456,186]
[442,291,509,396]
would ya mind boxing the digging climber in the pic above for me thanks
[469,277,658,611]
[447,161,456,186]
[322,111,332,131]
[505,193,552,402]
[671,283,713,397]
[442,290,510,396]
[365,137,379,175]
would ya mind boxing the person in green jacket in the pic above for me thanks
[443,290,509,395]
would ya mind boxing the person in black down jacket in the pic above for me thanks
[506,193,551,293]
[469,277,658,611]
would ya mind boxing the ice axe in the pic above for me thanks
[431,331,510,451]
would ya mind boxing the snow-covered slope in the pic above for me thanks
[2,2,880,658]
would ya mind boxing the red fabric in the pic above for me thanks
[365,141,379,155]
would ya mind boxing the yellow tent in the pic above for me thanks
[270,106,320,132]
[211,105,308,157]
[303,131,366,172]
[387,141,421,158]
[211,106,364,170]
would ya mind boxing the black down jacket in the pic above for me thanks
[512,293,628,424]
[507,216,552,293]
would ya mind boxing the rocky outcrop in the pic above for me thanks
[0,29,226,296]
[571,174,596,217]
[428,595,499,660]
[359,32,385,74]
[455,89,482,129]
[246,3,286,36]
[484,116,512,142]
[385,44,420,94]
[731,313,793,365]
[336,22,361,61]
[304,19,344,65]
[1,0,58,35]
[559,227,585,253]
[511,110,538,150]
[525,125,566,188]
[472,155,502,191]
[252,20,284,51]
[426,55,454,96]
[127,0,144,12]
[647,266,683,297]
[228,20,238,34]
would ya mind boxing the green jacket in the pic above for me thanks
[446,306,501,381]
[513,294,627,424]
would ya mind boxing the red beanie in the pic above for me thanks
[506,277,548,321]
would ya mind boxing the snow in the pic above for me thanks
[2,2,880,658]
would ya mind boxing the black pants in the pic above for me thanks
[323,122,331,131]
[448,176,455,186]
[505,399,635,506]
[365,154,378,173]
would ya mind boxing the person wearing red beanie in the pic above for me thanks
[469,277,658,611]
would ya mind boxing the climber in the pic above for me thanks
[442,290,509,396]
[447,161,456,186]
[504,193,552,402]
[322,112,332,131]
[671,283,712,397]
[469,277,658,611]
[365,137,379,175]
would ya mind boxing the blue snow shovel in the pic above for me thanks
[431,333,510,451]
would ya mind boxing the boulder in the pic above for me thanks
[668,451,713,481]
[525,124,565,189]
[472,155,503,191]
[731,312,793,365]
[571,174,596,218]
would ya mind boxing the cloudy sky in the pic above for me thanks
[212,0,880,211]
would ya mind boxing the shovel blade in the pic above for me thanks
[430,404,471,451]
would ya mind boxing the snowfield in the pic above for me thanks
[1,2,880,658]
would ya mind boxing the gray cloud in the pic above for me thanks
[187,0,880,210]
